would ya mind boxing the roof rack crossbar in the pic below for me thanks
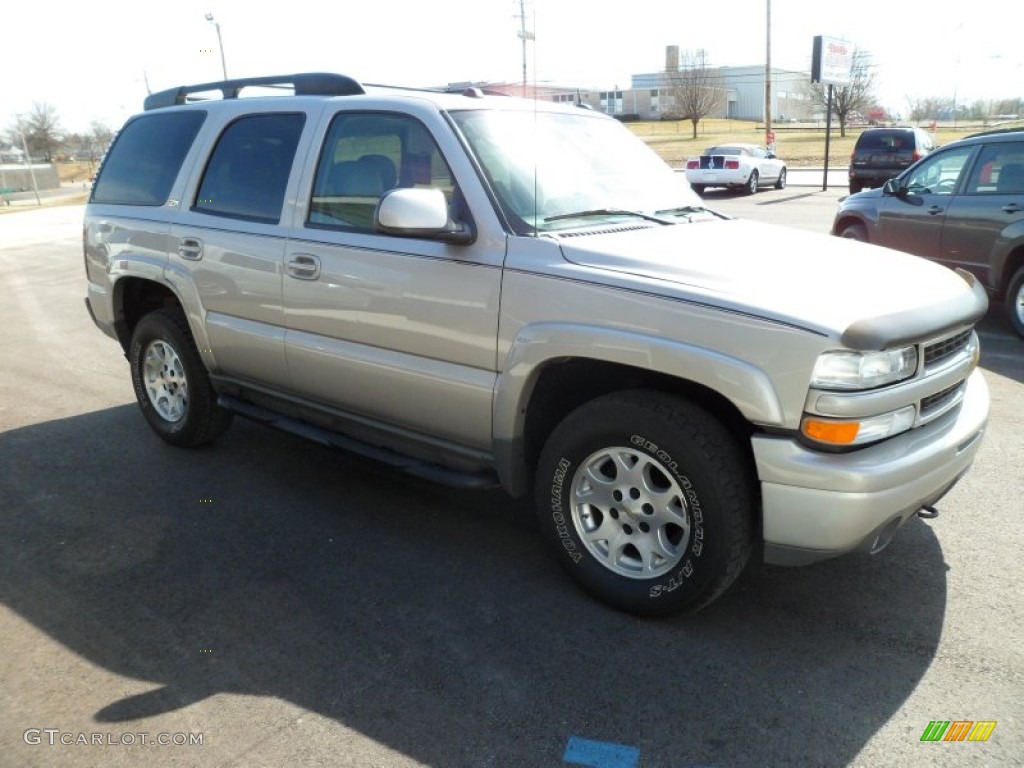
[144,72,365,111]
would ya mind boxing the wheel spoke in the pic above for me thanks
[142,340,188,423]
[570,445,692,580]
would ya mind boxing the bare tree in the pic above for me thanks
[663,49,727,139]
[6,102,64,162]
[904,96,952,123]
[805,48,875,137]
[88,121,115,163]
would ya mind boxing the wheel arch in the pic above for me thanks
[832,212,872,239]
[113,277,184,354]
[992,241,1024,297]
[493,324,780,497]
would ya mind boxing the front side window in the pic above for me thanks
[307,112,456,231]
[903,146,975,196]
[92,111,206,205]
[193,113,305,223]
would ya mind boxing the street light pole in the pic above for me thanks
[14,116,41,206]
[205,13,228,80]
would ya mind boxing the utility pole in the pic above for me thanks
[515,0,534,97]
[764,0,772,149]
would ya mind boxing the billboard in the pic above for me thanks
[811,36,853,87]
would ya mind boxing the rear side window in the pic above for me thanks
[91,112,206,205]
[194,113,305,223]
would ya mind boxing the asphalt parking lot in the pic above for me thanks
[1,201,1021,767]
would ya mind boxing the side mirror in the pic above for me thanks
[375,188,474,244]
[882,178,902,196]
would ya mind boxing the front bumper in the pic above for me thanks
[754,369,989,566]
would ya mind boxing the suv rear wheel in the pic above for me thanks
[534,391,753,615]
[129,308,233,447]
[1008,266,1024,338]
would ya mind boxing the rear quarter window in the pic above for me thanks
[91,111,206,205]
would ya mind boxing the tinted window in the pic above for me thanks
[964,141,1024,194]
[857,130,913,151]
[194,113,305,223]
[308,112,456,231]
[92,111,206,205]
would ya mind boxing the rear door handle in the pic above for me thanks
[1001,203,1023,213]
[287,253,321,280]
[178,237,203,260]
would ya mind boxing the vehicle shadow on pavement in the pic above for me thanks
[0,405,949,766]
[978,312,1024,385]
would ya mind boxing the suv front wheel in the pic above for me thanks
[534,391,753,615]
[129,308,233,447]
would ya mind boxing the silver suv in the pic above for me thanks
[84,73,990,615]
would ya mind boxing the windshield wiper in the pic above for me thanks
[543,208,675,225]
[655,204,731,221]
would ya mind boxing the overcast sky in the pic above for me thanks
[2,0,1020,135]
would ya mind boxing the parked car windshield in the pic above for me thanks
[450,108,700,233]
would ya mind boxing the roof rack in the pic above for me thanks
[144,72,365,111]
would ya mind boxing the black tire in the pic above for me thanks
[534,391,754,616]
[691,184,705,195]
[775,167,787,190]
[746,170,759,195]
[839,222,868,242]
[1007,266,1024,338]
[849,181,863,194]
[129,308,232,447]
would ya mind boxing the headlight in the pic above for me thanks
[811,346,918,390]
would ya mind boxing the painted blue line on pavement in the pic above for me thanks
[563,736,640,768]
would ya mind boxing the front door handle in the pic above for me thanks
[178,237,203,260]
[287,253,321,280]
[926,206,944,216]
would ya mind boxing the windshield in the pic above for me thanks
[449,108,701,233]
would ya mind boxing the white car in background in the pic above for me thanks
[683,143,787,195]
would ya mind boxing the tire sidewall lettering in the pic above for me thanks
[627,433,708,600]
[549,457,582,563]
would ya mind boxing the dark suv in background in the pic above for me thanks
[848,126,934,193]
[833,128,1024,337]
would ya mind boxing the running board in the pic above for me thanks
[217,394,499,490]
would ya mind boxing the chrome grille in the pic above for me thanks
[923,329,971,369]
